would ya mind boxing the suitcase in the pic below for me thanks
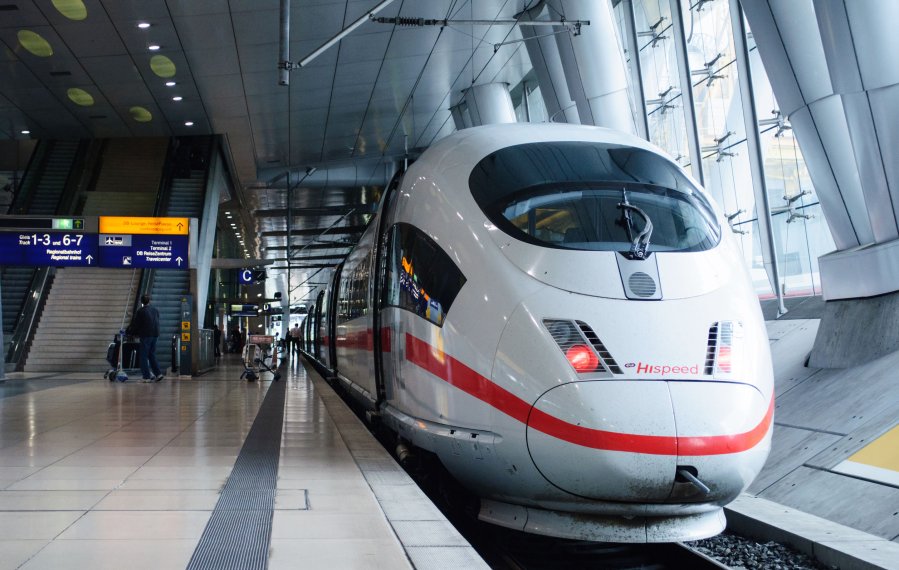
[105,336,141,380]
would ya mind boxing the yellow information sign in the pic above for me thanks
[181,321,190,331]
[181,332,191,342]
[99,216,189,235]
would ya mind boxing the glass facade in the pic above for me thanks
[513,0,835,299]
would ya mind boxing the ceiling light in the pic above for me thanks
[165,81,176,87]
[137,22,151,29]
[148,44,161,51]
[184,121,194,126]
[21,130,30,134]
[18,30,53,57]
[129,106,152,122]
[225,211,231,215]
[226,215,232,219]
[172,96,182,101]
[52,0,87,21]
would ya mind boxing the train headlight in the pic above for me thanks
[705,320,742,377]
[565,345,600,373]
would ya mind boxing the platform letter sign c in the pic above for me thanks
[239,269,253,284]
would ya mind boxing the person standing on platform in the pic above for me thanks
[290,323,301,357]
[213,325,222,357]
[127,294,164,383]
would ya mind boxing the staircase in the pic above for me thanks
[80,138,167,216]
[149,169,206,371]
[24,268,141,372]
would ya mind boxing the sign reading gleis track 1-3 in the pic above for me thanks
[0,216,191,269]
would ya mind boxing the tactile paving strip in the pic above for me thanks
[187,379,287,570]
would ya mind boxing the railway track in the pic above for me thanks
[473,522,730,569]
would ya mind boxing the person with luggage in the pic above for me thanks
[127,294,165,383]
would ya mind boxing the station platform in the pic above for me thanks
[0,357,486,570]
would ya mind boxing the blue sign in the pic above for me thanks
[239,268,254,284]
[0,232,99,267]
[98,234,188,269]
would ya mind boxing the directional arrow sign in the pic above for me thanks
[98,234,188,269]
[0,232,99,267]
[99,216,189,235]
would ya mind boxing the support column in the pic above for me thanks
[518,1,579,123]
[729,0,786,316]
[548,0,635,133]
[742,0,899,366]
[740,1,872,253]
[463,83,517,126]
[668,0,703,185]
[622,0,649,140]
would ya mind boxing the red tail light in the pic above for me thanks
[716,345,732,373]
[566,345,599,373]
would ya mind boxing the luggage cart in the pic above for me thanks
[241,334,281,382]
[105,329,140,382]
[107,270,142,382]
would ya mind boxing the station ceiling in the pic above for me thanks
[0,0,535,298]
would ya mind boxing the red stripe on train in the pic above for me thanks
[404,333,772,456]
[334,328,391,352]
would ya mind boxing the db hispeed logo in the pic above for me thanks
[626,362,700,376]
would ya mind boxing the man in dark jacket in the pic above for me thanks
[128,294,164,383]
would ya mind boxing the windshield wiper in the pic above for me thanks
[618,190,653,260]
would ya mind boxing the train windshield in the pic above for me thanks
[469,142,720,253]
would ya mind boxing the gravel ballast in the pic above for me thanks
[689,532,829,569]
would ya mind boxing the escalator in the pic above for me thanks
[2,140,85,363]
[145,138,211,373]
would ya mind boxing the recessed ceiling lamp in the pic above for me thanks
[184,121,194,126]
[21,130,30,134]
[67,87,94,106]
[137,22,151,29]
[150,55,176,78]
[172,96,182,101]
[129,106,152,122]
[148,44,161,51]
[17,30,53,57]
[52,0,87,21]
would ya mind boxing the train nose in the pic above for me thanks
[525,381,771,502]
[526,381,677,501]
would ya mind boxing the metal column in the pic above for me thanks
[668,0,704,185]
[622,0,649,140]
[729,0,786,316]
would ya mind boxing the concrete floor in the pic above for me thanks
[757,318,899,543]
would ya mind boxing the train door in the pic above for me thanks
[313,291,325,363]
[372,172,402,404]
[326,265,342,373]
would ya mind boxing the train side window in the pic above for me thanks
[383,223,466,326]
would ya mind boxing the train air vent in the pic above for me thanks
[576,321,623,374]
[704,322,719,375]
[628,272,657,297]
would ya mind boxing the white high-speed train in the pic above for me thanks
[303,123,773,543]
